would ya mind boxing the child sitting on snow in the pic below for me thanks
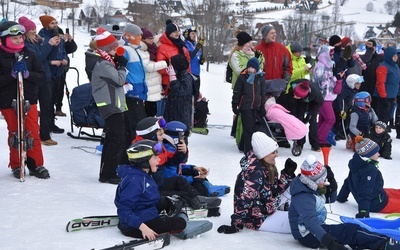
[369,121,392,160]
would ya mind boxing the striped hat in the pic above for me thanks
[95,27,118,52]
[355,136,380,158]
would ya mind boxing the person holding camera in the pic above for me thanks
[85,28,127,184]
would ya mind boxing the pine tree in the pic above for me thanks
[392,12,400,27]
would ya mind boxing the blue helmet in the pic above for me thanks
[165,121,187,145]
[354,91,371,107]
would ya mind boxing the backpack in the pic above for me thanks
[225,63,233,83]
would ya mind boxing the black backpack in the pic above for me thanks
[225,63,233,83]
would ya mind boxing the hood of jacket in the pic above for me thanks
[348,153,377,173]
[116,164,147,179]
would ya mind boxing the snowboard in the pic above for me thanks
[340,215,400,240]
[97,233,170,250]
[66,215,119,232]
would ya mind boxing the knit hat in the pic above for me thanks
[18,16,36,31]
[300,155,327,183]
[261,25,274,39]
[165,19,179,36]
[94,28,119,52]
[329,35,341,46]
[141,27,153,39]
[39,15,56,28]
[341,36,352,47]
[375,121,387,131]
[236,31,252,46]
[124,23,142,36]
[136,117,161,140]
[251,132,278,159]
[346,74,363,89]
[247,57,260,72]
[355,136,380,158]
[171,54,189,73]
[290,41,303,53]
[293,81,310,98]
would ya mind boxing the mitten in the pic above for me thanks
[324,165,338,198]
[12,60,29,79]
[339,110,347,120]
[217,225,238,234]
[232,103,239,115]
[114,55,128,68]
[283,158,297,176]
[255,50,263,59]
[196,38,204,50]
[166,65,177,81]
[321,233,347,250]
[356,210,370,218]
[343,45,352,60]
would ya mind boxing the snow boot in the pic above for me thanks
[175,219,213,239]
[207,207,221,217]
[327,131,337,146]
[202,180,231,197]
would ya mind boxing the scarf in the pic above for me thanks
[96,49,115,68]
[246,71,264,84]
[168,36,186,55]
[147,42,157,61]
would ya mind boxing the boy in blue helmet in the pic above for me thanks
[347,91,378,151]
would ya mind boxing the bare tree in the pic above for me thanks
[384,0,400,15]
[11,2,25,22]
[96,0,113,24]
[0,0,10,20]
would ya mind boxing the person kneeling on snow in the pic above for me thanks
[218,132,297,234]
[369,121,392,160]
[337,136,400,217]
[289,154,400,250]
[115,140,212,240]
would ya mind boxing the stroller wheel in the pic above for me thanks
[291,142,302,156]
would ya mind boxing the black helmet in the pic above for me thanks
[126,139,162,168]
[183,26,196,41]
[0,21,25,45]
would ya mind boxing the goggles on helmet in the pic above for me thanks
[354,95,371,104]
[127,141,162,160]
[0,24,26,37]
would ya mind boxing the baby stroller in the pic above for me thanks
[256,79,304,156]
[65,67,105,141]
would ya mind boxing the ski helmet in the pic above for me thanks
[0,21,25,45]
[183,26,196,41]
[354,91,371,107]
[136,117,166,140]
[126,139,162,168]
[164,121,187,145]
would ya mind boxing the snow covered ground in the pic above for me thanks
[1,7,400,250]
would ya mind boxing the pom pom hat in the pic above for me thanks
[95,28,119,52]
[251,132,278,159]
[293,81,310,98]
[300,155,327,183]
[355,136,380,158]
[165,20,179,36]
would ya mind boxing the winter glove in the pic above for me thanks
[12,60,29,79]
[114,55,128,68]
[217,225,238,234]
[200,57,205,65]
[321,233,347,250]
[232,103,239,115]
[339,110,347,120]
[255,50,263,59]
[324,165,338,199]
[123,83,133,94]
[356,210,370,218]
[283,158,297,177]
[166,65,177,81]
[196,38,204,50]
[343,45,352,60]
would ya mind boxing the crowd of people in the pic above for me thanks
[2,14,400,248]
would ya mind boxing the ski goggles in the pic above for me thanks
[0,24,26,37]
[127,142,163,160]
[354,95,371,103]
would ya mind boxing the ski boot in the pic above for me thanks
[189,195,221,209]
[166,195,184,217]
[175,213,213,240]
[327,131,337,146]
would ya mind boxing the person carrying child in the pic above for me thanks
[347,91,378,151]
[289,154,400,250]
[218,132,297,234]
[232,57,266,155]
[369,121,392,160]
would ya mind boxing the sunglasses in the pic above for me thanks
[0,24,26,37]
[127,142,163,160]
